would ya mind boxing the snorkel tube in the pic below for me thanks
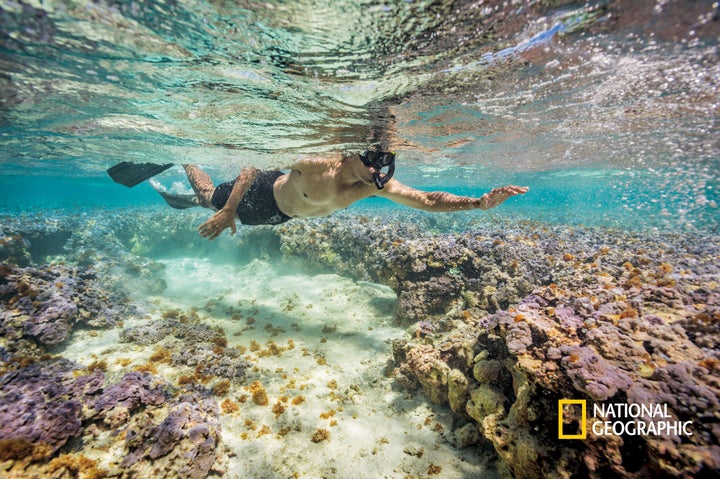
[360,150,396,190]
[373,161,394,189]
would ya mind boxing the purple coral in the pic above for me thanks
[122,395,223,479]
[1,265,135,349]
[554,306,583,329]
[94,372,167,411]
[559,345,633,401]
[0,359,85,458]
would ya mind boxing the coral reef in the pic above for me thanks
[0,264,136,350]
[273,213,720,477]
[0,234,31,267]
[0,357,171,462]
[121,309,250,382]
[0,211,249,478]
[119,318,176,346]
[276,215,544,325]
[0,358,88,460]
[92,372,169,428]
[1,208,718,478]
[388,226,720,478]
[0,356,227,478]
[122,394,226,479]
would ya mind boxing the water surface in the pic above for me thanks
[1,0,718,232]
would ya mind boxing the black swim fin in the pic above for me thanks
[107,161,174,187]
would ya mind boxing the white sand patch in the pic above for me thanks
[61,257,494,478]
[61,311,157,380]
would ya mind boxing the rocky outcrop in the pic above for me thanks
[0,357,227,478]
[276,215,549,325]
[0,210,236,478]
[0,264,137,350]
[121,395,225,479]
[390,232,720,478]
[270,214,720,477]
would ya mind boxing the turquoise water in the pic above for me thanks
[1,1,718,233]
[1,167,717,232]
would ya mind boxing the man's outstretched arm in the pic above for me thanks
[198,167,259,240]
[378,180,528,212]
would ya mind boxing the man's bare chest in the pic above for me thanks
[296,173,367,205]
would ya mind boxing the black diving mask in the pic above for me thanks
[360,150,396,189]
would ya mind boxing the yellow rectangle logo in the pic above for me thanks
[558,399,587,439]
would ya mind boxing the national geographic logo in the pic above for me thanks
[558,399,693,439]
[558,399,587,439]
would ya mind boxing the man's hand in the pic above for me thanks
[479,185,529,210]
[199,208,237,240]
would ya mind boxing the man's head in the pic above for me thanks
[360,150,395,189]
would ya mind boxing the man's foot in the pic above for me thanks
[157,190,200,209]
[151,181,201,209]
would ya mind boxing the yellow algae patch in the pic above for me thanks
[311,429,330,443]
[247,380,269,406]
[211,379,231,396]
[221,398,240,414]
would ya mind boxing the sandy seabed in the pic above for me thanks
[60,257,494,478]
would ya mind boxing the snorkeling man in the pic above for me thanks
[109,151,528,240]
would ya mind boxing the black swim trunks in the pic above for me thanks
[211,170,292,225]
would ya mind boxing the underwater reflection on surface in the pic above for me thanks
[0,0,718,232]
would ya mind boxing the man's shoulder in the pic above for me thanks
[289,156,340,172]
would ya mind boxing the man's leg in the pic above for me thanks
[183,164,215,208]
